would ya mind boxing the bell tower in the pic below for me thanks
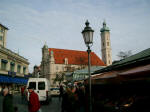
[41,43,49,77]
[100,21,112,66]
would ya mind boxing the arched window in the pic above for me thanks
[107,42,109,46]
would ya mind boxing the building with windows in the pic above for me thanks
[0,23,29,91]
[0,46,29,76]
[0,23,8,48]
[40,44,105,87]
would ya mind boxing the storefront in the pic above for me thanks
[0,74,28,94]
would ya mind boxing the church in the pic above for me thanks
[40,21,112,87]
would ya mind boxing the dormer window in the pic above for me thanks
[64,58,68,64]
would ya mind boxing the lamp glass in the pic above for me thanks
[82,30,93,46]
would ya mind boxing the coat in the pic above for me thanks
[3,94,14,112]
[28,91,40,112]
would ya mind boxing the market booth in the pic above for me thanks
[84,64,150,112]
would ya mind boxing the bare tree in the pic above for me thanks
[117,50,132,60]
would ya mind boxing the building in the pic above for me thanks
[0,23,8,48]
[40,45,105,87]
[0,23,29,91]
[100,21,112,66]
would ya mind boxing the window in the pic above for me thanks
[107,42,109,46]
[56,66,58,70]
[10,63,15,72]
[65,58,68,64]
[17,65,21,73]
[38,82,45,90]
[1,59,8,70]
[0,36,3,41]
[103,42,105,46]
[29,82,36,89]
[23,67,26,74]
[1,62,7,70]
[0,28,4,33]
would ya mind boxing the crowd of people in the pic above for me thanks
[1,85,41,112]
[60,83,87,112]
[1,83,88,112]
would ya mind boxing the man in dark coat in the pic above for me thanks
[3,88,14,112]
[27,86,40,112]
[59,85,64,101]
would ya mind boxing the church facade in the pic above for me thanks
[40,46,105,87]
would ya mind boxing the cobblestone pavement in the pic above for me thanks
[0,94,61,112]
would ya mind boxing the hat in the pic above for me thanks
[27,86,34,89]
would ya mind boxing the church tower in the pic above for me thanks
[41,43,49,77]
[100,21,112,66]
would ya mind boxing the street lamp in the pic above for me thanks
[82,20,94,112]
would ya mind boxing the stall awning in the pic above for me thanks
[92,71,118,80]
[118,64,150,76]
[0,75,11,83]
[0,75,28,84]
[84,71,119,85]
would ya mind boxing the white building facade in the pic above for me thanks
[0,23,29,91]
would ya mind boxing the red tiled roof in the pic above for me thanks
[49,48,105,66]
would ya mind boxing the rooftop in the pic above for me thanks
[49,48,105,66]
[0,23,9,30]
[94,48,150,74]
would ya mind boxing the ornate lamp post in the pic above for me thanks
[82,20,94,112]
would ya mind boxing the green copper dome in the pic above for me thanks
[100,21,110,32]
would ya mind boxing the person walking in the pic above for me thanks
[2,87,14,112]
[59,85,64,101]
[27,86,40,112]
[21,86,25,103]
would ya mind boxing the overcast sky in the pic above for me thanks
[0,0,150,72]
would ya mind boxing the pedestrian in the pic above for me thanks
[21,86,25,103]
[2,87,14,112]
[61,88,69,112]
[77,85,86,112]
[27,86,41,112]
[59,85,64,101]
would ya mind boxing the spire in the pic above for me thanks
[43,42,48,49]
[85,20,89,27]
[103,19,106,27]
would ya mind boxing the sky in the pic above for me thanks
[0,0,150,72]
